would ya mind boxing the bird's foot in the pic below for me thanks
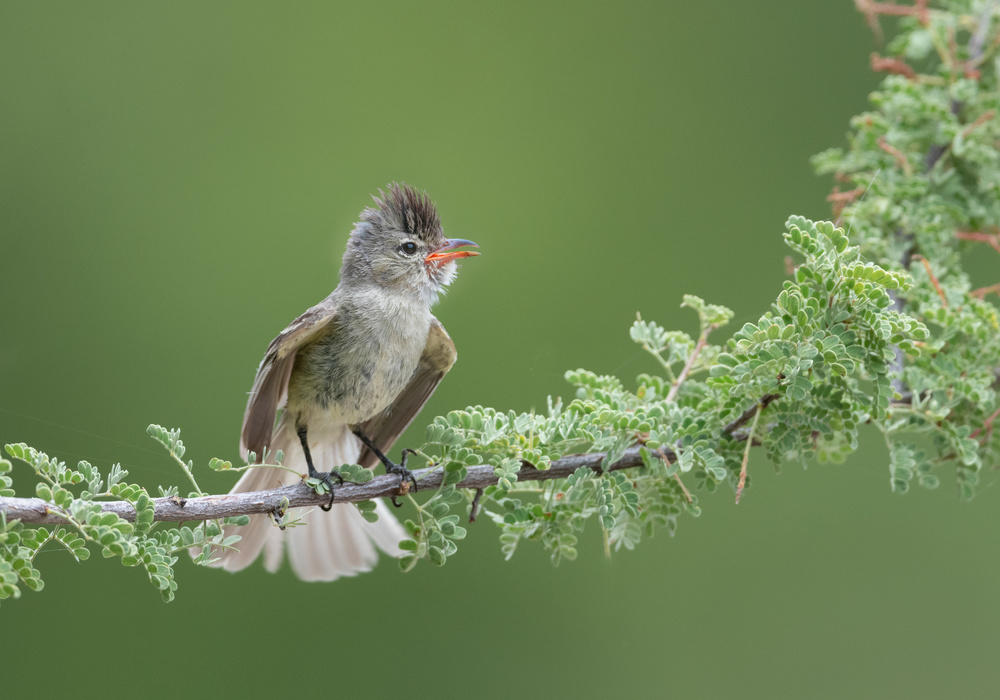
[352,429,420,506]
[386,448,419,507]
[308,469,345,511]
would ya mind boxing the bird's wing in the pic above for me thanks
[240,298,340,461]
[356,316,458,469]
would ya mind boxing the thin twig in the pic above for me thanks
[970,282,1000,300]
[658,447,693,503]
[911,254,948,306]
[666,329,713,403]
[961,109,996,138]
[735,404,762,504]
[856,0,930,41]
[878,136,914,176]
[672,473,693,503]
[469,487,484,523]
[970,406,1000,441]
[870,53,918,80]
[856,0,929,19]
[662,323,715,500]
[723,394,779,436]
[956,230,1000,255]
[662,323,721,503]
[827,187,865,219]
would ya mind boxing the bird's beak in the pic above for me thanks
[425,238,480,264]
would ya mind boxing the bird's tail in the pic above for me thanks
[201,415,406,581]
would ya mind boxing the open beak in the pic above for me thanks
[425,238,480,264]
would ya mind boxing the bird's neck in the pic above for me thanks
[336,278,441,316]
[334,282,435,329]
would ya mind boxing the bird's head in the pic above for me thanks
[342,183,478,301]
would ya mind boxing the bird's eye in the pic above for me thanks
[399,241,418,256]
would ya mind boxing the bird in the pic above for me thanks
[205,183,478,581]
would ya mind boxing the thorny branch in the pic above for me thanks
[0,396,780,526]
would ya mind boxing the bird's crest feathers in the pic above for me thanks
[361,182,441,239]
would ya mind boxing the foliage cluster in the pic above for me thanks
[0,429,249,602]
[812,1,1000,497]
[1,1,997,598]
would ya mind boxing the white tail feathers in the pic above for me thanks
[202,417,406,582]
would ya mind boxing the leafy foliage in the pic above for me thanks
[364,0,1000,570]
[0,433,256,602]
[813,0,1000,498]
[0,1,996,596]
[396,214,941,569]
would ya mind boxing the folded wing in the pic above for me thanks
[240,298,340,461]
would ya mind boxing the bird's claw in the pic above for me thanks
[385,463,416,499]
[352,430,419,505]
[312,470,343,511]
[389,447,418,489]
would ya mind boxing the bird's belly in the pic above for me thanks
[336,354,417,423]
[287,322,427,426]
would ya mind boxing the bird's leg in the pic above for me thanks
[297,425,342,511]
[353,429,418,506]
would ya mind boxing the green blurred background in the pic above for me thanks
[2,2,997,697]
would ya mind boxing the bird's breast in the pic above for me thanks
[286,298,432,426]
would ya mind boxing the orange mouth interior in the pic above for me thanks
[425,248,480,264]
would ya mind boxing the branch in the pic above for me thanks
[722,393,779,435]
[0,448,664,525]
[1,397,780,526]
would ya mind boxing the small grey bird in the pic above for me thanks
[208,183,478,581]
